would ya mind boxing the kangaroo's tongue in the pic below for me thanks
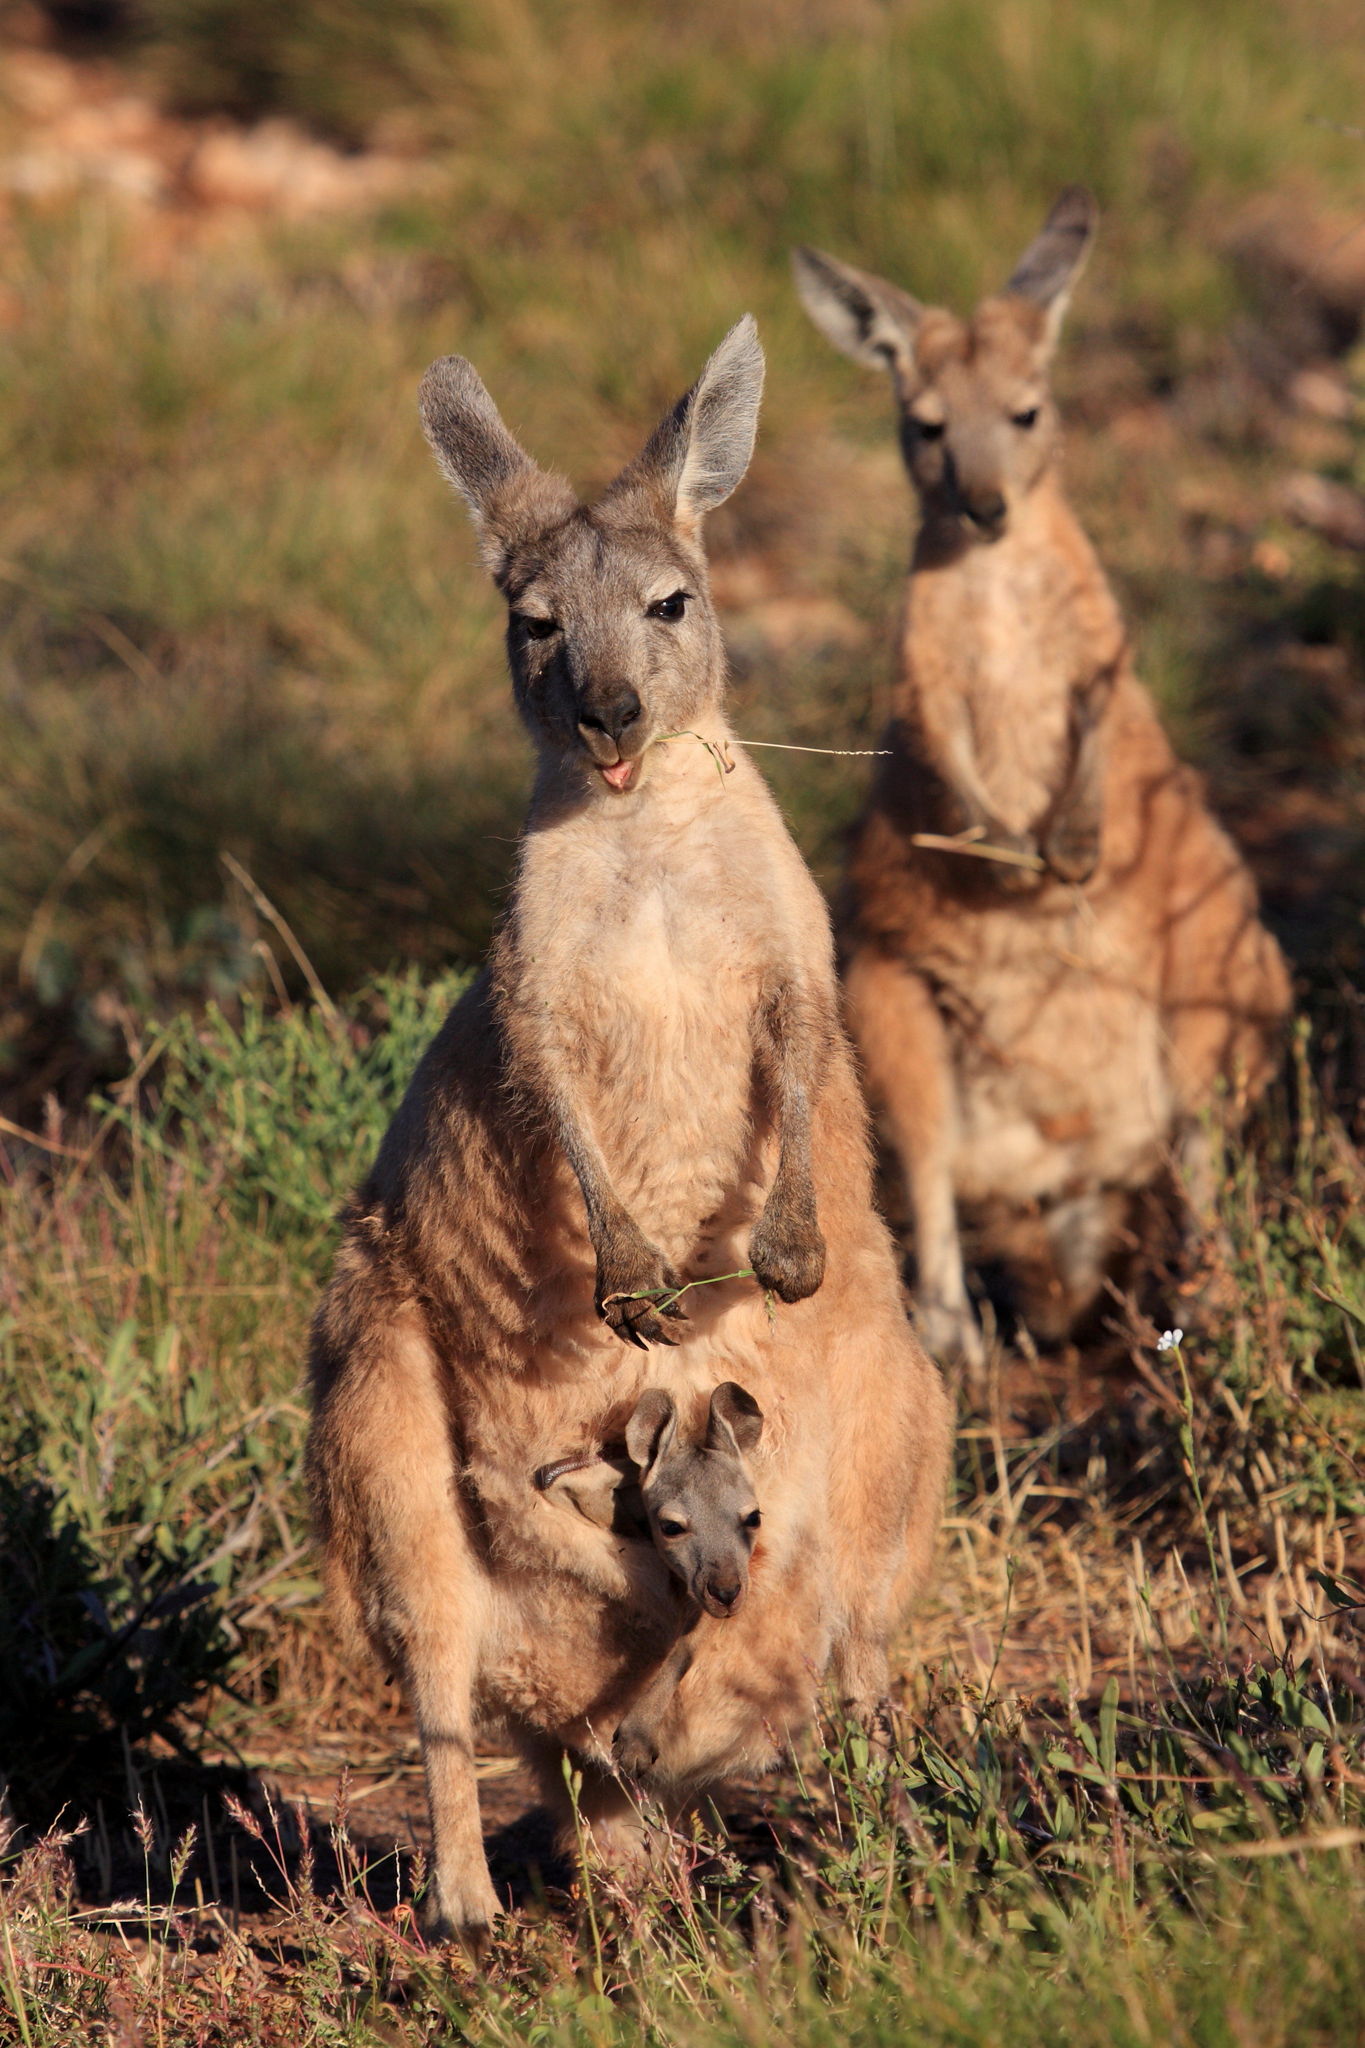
[600,759,635,791]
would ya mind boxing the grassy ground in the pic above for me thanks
[2,0,1365,2040]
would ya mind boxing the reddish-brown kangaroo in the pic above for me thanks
[306,318,951,1941]
[794,191,1291,1375]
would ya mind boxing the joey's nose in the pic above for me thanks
[702,1577,743,1617]
[578,688,643,749]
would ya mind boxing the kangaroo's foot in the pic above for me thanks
[915,1291,985,1389]
[421,1867,503,1954]
[611,1718,660,1777]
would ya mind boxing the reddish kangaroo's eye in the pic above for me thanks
[516,613,559,641]
[1012,408,1039,430]
[915,419,945,441]
[648,591,688,621]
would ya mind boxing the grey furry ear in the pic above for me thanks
[793,246,923,376]
[419,355,535,516]
[1004,187,1098,350]
[610,316,765,530]
[707,1382,763,1457]
[626,1389,678,1475]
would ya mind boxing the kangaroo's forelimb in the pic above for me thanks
[550,1085,690,1348]
[1040,640,1124,884]
[748,978,832,1302]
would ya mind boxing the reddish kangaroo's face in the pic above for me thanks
[891,301,1058,540]
[793,186,1097,545]
[419,317,764,797]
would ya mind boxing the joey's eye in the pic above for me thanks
[915,419,945,442]
[516,613,558,641]
[1012,407,1039,430]
[743,1510,762,1531]
[647,591,688,622]
[657,1517,689,1540]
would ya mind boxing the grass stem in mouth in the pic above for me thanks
[654,730,892,776]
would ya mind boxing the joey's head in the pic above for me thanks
[419,319,765,796]
[794,187,1097,545]
[625,1383,763,1619]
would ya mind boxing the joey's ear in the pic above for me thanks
[793,245,923,377]
[419,355,571,572]
[625,1388,678,1475]
[609,316,764,532]
[1004,186,1098,353]
[708,1381,763,1457]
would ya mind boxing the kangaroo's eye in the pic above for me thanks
[515,613,558,641]
[648,591,688,622]
[743,1510,761,1531]
[657,1517,689,1540]
[1012,407,1040,430]
[915,419,945,442]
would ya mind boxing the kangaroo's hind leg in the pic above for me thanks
[309,1312,500,1945]
[843,945,982,1381]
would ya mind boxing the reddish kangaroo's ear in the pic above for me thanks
[792,245,923,378]
[625,1388,678,1475]
[607,316,764,533]
[707,1381,763,1456]
[1004,186,1098,353]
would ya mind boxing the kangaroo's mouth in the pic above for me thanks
[599,757,640,793]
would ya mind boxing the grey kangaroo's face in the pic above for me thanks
[626,1383,763,1619]
[794,187,1097,544]
[419,317,764,796]
[497,507,721,786]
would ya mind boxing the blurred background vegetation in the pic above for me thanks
[1,3,1363,2038]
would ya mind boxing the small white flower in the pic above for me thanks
[1156,1328,1184,1354]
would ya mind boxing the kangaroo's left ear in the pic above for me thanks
[793,244,924,382]
[707,1381,763,1456]
[606,316,765,536]
[626,1388,679,1475]
[1004,186,1098,356]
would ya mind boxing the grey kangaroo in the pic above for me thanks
[537,1382,765,1774]
[307,317,951,1943]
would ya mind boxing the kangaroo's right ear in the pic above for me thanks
[1004,186,1098,353]
[792,246,923,378]
[419,356,571,573]
[609,316,765,536]
[708,1382,763,1457]
[625,1388,678,1475]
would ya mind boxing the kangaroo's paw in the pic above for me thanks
[595,1226,688,1348]
[749,1202,826,1305]
[1043,815,1101,885]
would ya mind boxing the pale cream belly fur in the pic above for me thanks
[926,893,1176,1209]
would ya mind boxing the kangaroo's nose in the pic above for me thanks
[703,1577,743,1615]
[578,688,642,748]
[964,489,1007,535]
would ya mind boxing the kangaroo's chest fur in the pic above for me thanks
[508,743,830,1252]
[906,487,1123,836]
